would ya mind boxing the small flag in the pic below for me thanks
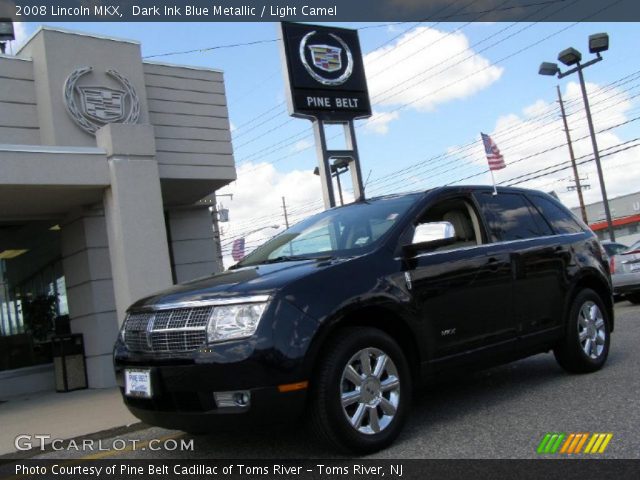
[231,238,245,262]
[481,132,506,171]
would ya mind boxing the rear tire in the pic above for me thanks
[309,327,411,454]
[554,288,610,373]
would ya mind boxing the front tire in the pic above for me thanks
[554,288,611,373]
[309,327,411,454]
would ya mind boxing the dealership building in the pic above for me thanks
[571,191,640,245]
[0,27,235,396]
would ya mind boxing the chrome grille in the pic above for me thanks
[123,307,212,353]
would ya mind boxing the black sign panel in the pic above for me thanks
[280,22,371,120]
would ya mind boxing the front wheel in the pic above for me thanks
[554,288,611,373]
[309,327,411,454]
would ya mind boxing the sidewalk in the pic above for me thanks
[0,387,139,456]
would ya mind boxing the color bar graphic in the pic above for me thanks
[537,433,613,455]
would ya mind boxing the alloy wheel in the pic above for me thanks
[578,300,606,359]
[340,347,400,435]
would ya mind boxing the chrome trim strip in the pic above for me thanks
[412,232,585,258]
[132,295,270,312]
[150,326,206,332]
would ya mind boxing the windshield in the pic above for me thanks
[236,194,421,267]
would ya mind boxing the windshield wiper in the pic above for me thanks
[262,255,333,264]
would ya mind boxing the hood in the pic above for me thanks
[129,257,349,310]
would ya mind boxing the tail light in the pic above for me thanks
[609,256,616,274]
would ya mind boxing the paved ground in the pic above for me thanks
[15,302,640,459]
[0,387,138,456]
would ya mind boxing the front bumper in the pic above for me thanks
[114,361,308,431]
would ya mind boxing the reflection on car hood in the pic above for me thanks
[129,257,347,310]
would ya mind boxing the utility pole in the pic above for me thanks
[281,196,290,229]
[211,205,224,273]
[557,86,588,224]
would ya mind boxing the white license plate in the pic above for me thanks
[124,369,152,398]
[630,263,640,272]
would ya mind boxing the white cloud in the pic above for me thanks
[364,27,503,112]
[460,81,639,214]
[229,121,237,132]
[217,162,324,267]
[363,110,400,135]
[5,22,29,51]
[290,138,313,153]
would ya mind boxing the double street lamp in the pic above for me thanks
[539,33,616,241]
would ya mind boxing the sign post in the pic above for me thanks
[279,22,371,209]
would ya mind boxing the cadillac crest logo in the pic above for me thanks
[299,31,353,86]
[64,67,140,135]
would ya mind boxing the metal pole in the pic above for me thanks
[312,119,337,209]
[335,172,344,206]
[281,196,290,228]
[557,86,588,224]
[577,64,615,241]
[211,205,225,273]
[344,121,365,202]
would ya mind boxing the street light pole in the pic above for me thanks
[539,33,615,241]
[575,64,615,241]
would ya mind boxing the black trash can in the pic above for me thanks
[51,334,88,392]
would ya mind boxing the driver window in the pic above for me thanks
[416,198,483,250]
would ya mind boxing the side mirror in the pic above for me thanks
[403,221,456,256]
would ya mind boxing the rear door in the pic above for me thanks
[474,191,566,338]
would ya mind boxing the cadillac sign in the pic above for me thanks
[280,22,371,120]
[63,67,140,135]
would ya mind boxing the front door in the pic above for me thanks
[406,195,514,361]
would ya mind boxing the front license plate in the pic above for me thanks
[124,369,152,398]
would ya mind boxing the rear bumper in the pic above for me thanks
[612,272,640,295]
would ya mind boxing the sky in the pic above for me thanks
[8,15,640,266]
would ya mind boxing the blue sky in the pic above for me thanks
[12,20,640,260]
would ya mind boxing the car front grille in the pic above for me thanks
[123,307,212,353]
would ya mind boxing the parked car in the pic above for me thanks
[113,186,613,453]
[606,239,640,303]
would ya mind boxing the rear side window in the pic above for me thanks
[529,195,584,234]
[475,192,550,242]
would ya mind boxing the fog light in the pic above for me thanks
[214,390,251,408]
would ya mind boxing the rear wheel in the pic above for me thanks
[309,327,411,454]
[554,289,610,373]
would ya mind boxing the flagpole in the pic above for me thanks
[490,169,498,196]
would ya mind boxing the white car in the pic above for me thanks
[605,240,640,304]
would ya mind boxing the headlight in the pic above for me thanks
[206,302,268,343]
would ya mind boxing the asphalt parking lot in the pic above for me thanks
[30,301,640,460]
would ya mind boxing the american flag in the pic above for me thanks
[481,133,506,171]
[231,238,245,262]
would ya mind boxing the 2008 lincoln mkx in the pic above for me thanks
[114,186,613,453]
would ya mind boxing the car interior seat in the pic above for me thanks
[442,210,477,248]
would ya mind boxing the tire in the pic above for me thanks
[309,327,412,454]
[626,293,640,304]
[554,288,611,373]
